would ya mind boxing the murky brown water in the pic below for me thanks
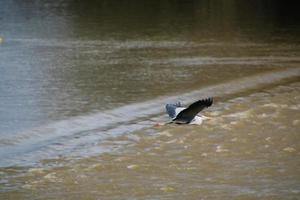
[1,80,300,199]
[0,1,300,199]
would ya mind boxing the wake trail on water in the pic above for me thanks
[0,68,299,167]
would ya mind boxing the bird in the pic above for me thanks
[165,98,213,125]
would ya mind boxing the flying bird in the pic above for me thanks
[165,98,213,125]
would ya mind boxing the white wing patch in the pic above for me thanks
[174,107,185,118]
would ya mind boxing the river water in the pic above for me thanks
[0,1,300,199]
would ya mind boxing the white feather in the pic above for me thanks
[189,116,203,125]
[174,107,185,118]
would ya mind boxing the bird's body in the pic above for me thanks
[165,98,213,125]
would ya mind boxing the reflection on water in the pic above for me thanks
[0,68,298,168]
[0,0,300,199]
[2,0,299,40]
[1,0,300,135]
[1,81,300,199]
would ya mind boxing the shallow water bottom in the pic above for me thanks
[1,81,300,200]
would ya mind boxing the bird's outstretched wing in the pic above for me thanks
[165,102,182,118]
[173,98,213,123]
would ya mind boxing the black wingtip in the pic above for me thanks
[199,97,213,107]
[207,97,213,107]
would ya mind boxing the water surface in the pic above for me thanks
[0,1,300,199]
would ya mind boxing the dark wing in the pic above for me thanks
[173,98,213,123]
[165,102,182,118]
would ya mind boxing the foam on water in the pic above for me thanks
[0,68,299,167]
